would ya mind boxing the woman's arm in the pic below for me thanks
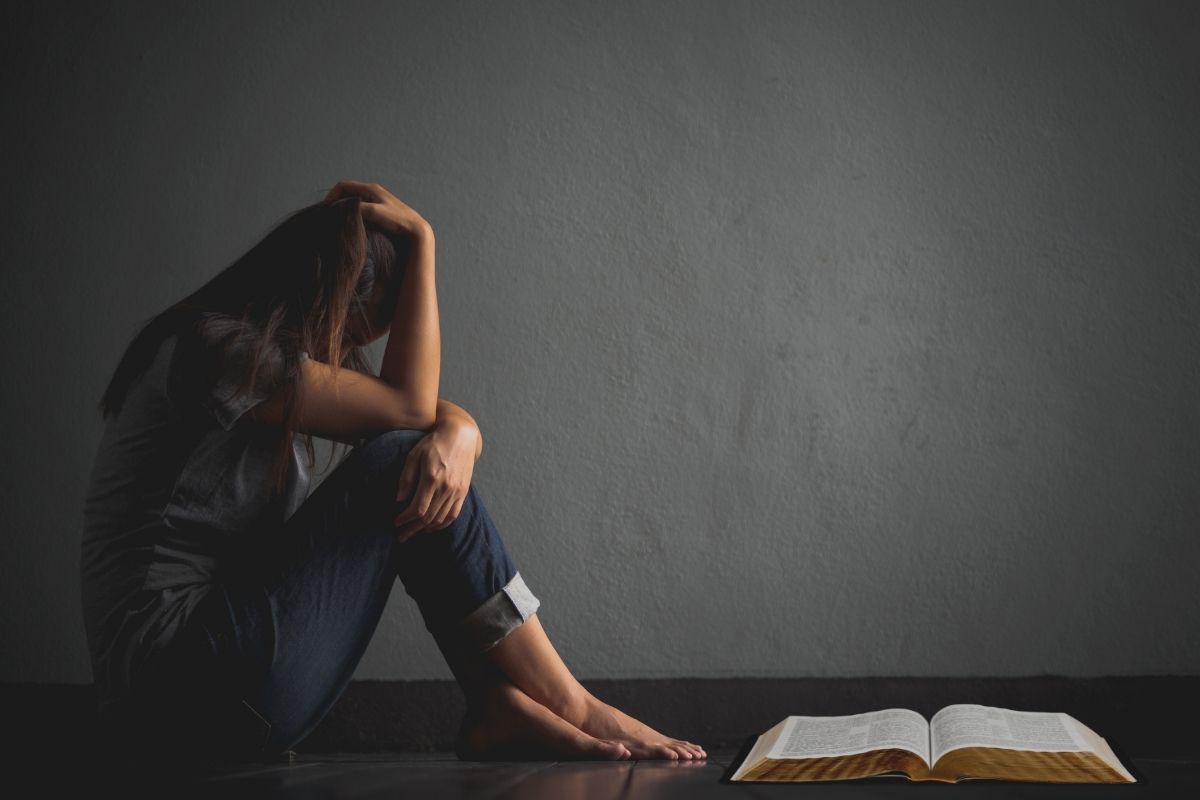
[435,398,483,461]
[322,180,440,427]
[393,398,481,539]
[379,226,440,426]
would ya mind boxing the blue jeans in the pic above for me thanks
[111,428,540,766]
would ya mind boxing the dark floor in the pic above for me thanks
[14,678,1200,796]
[75,747,1200,798]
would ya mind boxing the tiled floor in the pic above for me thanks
[82,748,1200,798]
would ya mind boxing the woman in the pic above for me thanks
[80,180,705,772]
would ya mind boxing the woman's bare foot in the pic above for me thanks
[481,614,704,760]
[455,677,631,762]
[561,692,707,761]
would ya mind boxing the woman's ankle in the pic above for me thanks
[542,681,591,727]
[481,614,594,726]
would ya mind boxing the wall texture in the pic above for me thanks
[2,0,1196,684]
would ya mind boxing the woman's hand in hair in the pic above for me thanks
[392,421,480,542]
[323,180,433,240]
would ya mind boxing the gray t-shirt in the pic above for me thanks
[80,331,311,716]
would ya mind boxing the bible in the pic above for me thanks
[729,704,1135,784]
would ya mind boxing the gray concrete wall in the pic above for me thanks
[2,0,1196,683]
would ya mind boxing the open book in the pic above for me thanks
[730,704,1136,784]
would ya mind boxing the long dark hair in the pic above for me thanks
[97,195,407,499]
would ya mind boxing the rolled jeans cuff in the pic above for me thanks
[460,572,540,652]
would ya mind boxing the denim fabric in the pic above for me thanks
[106,428,539,765]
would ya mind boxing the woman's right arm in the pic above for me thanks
[250,182,442,437]
[322,180,441,428]
[378,224,440,427]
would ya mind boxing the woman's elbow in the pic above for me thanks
[390,404,438,432]
[412,408,438,430]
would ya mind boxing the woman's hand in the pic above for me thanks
[393,420,480,542]
[322,180,433,240]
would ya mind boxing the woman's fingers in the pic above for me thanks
[356,201,383,227]
[323,179,384,205]
[322,180,429,237]
[395,457,418,503]
[396,521,424,542]
[395,505,432,537]
[397,488,467,540]
[426,492,459,531]
[395,485,469,541]
[449,496,466,526]
[395,478,437,529]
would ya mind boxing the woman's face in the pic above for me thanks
[344,281,392,346]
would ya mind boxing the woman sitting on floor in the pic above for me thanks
[81,180,706,769]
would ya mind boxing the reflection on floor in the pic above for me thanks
[80,747,1200,799]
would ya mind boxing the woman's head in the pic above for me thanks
[344,236,401,348]
[98,194,407,495]
[170,195,405,365]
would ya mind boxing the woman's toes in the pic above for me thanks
[603,740,632,760]
[674,744,696,760]
[592,739,631,761]
[657,743,680,759]
[630,741,674,760]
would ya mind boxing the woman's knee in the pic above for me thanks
[352,428,427,474]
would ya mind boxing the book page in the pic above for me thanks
[930,704,1089,764]
[1067,715,1137,782]
[767,709,930,764]
[730,718,789,781]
